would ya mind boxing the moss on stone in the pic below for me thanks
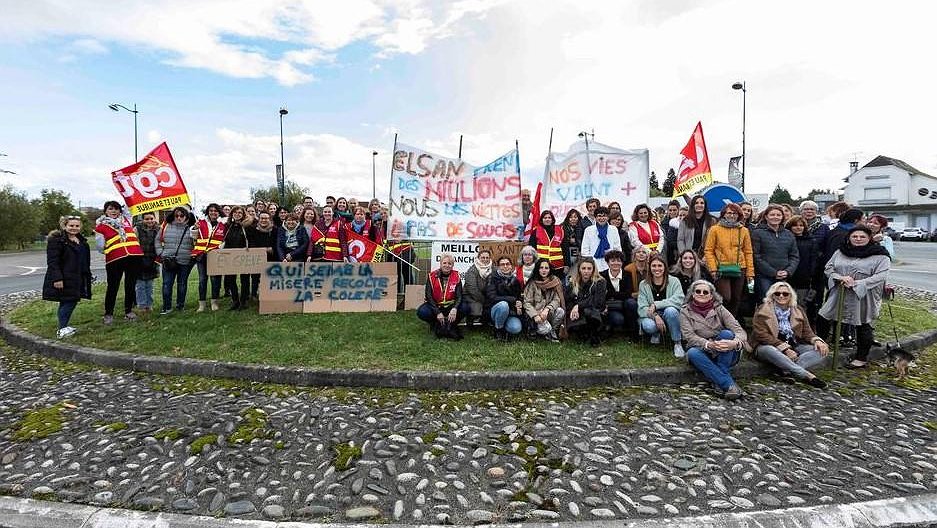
[274,440,285,450]
[9,402,70,442]
[333,442,362,471]
[102,422,127,433]
[923,421,937,431]
[228,407,271,445]
[189,434,218,454]
[154,428,184,441]
[420,431,439,444]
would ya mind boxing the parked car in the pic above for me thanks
[884,227,900,240]
[929,228,937,242]
[899,227,928,241]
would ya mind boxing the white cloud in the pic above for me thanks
[2,1,499,85]
[146,130,163,144]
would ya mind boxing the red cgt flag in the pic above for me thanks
[523,182,543,238]
[111,142,190,215]
[345,226,384,263]
[673,122,713,197]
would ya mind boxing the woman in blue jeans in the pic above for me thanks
[637,255,685,357]
[679,279,750,400]
[157,207,195,314]
[485,256,524,341]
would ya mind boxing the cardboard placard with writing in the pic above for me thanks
[258,262,305,314]
[478,241,527,265]
[404,284,425,310]
[207,248,269,276]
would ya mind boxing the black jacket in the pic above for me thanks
[42,232,92,302]
[600,269,635,303]
[751,224,800,279]
[484,272,522,312]
[135,224,160,280]
[247,225,277,262]
[565,279,607,321]
[789,234,817,290]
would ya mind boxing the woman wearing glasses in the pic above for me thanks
[679,280,750,400]
[750,282,828,387]
[43,215,93,338]
[157,206,195,315]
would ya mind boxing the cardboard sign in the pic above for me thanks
[259,262,397,314]
[478,241,527,265]
[404,284,425,310]
[430,241,479,274]
[207,248,269,276]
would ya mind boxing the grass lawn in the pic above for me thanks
[8,279,936,372]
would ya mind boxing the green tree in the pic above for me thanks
[662,168,677,197]
[648,171,665,197]
[250,180,309,209]
[769,184,794,205]
[0,185,41,249]
[34,188,80,237]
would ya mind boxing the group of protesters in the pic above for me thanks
[42,191,893,399]
[415,196,893,399]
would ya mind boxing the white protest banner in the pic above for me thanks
[430,241,479,274]
[388,144,522,241]
[542,140,649,219]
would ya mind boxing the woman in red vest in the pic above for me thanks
[628,203,666,256]
[527,210,566,279]
[417,254,466,340]
[315,206,348,262]
[94,200,143,325]
[191,203,226,312]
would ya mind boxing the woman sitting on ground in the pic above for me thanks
[679,279,750,400]
[486,256,525,341]
[600,250,638,340]
[671,249,714,294]
[564,257,607,347]
[751,281,828,388]
[524,258,566,342]
[638,254,686,357]
[462,249,492,326]
[416,253,465,340]
[515,245,538,287]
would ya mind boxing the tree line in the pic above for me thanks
[0,186,93,250]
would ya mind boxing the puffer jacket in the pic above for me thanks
[704,223,754,280]
[751,224,799,279]
[157,221,195,266]
[484,272,522,312]
[679,299,751,353]
[749,300,819,353]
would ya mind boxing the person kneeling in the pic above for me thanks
[417,254,466,340]
[565,257,607,347]
[751,282,828,388]
[638,255,686,357]
[524,258,566,342]
[486,256,524,341]
[601,250,638,340]
[679,280,749,400]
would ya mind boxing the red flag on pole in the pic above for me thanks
[673,122,714,197]
[524,182,543,238]
[111,142,190,215]
[345,226,384,263]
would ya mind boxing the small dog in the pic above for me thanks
[886,343,914,380]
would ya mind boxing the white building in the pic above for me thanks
[843,155,937,231]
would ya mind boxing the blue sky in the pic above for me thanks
[2,0,936,209]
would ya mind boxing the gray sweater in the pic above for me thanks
[157,221,195,265]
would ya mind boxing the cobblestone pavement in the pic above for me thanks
[1,342,935,524]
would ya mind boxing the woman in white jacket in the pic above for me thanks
[580,206,621,272]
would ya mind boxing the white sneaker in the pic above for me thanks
[650,334,661,345]
[673,343,686,359]
[57,326,77,339]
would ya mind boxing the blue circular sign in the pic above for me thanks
[702,184,746,216]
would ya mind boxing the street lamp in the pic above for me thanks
[731,81,746,193]
[278,107,288,205]
[108,103,139,161]
[371,151,378,199]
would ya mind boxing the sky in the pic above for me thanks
[1,0,935,209]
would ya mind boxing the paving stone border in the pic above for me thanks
[2,318,935,390]
[1,492,936,528]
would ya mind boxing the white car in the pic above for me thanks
[900,227,927,241]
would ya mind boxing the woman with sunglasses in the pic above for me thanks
[157,206,195,315]
[679,279,750,400]
[43,215,93,338]
[751,282,828,387]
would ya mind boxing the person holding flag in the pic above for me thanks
[526,209,565,279]
[94,200,143,324]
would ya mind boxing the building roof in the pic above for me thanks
[863,155,935,179]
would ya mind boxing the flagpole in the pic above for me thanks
[388,133,398,206]
[458,134,463,159]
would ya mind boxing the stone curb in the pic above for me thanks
[1,318,936,390]
[1,493,937,528]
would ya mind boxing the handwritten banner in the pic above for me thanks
[542,140,649,220]
[207,248,269,276]
[259,262,397,314]
[388,144,522,241]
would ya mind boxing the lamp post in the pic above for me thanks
[731,81,746,193]
[108,103,139,161]
[278,107,288,204]
[371,151,378,199]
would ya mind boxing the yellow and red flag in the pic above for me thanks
[673,122,713,197]
[345,226,384,263]
[111,142,190,215]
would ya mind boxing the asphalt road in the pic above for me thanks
[0,249,105,296]
[0,241,935,295]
